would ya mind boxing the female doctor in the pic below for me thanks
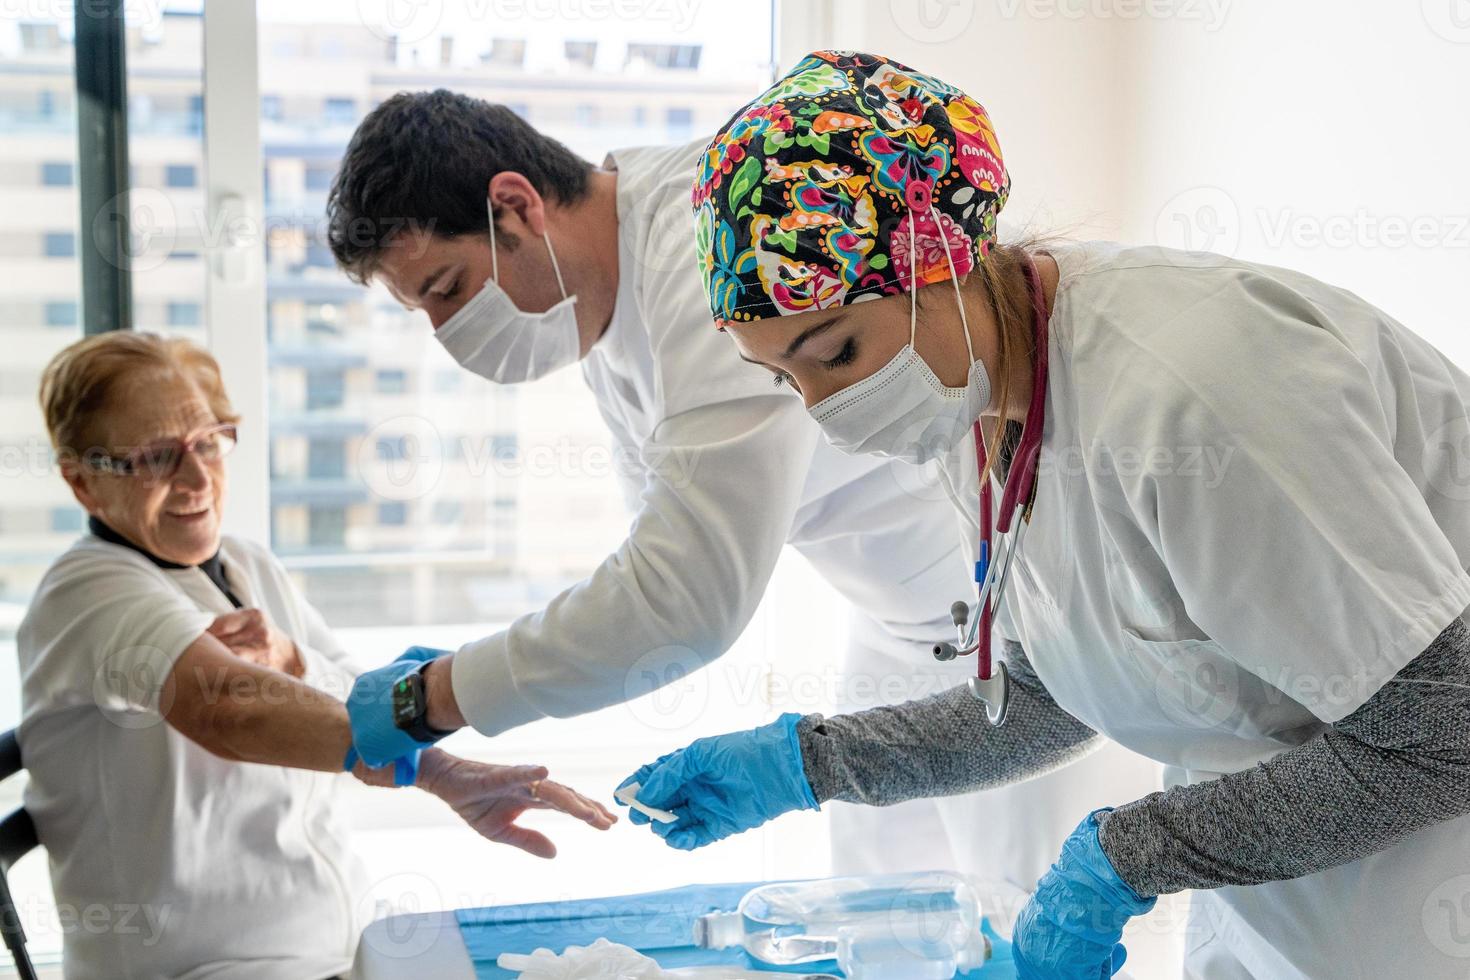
[617,51,1470,979]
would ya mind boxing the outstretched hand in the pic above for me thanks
[356,749,617,858]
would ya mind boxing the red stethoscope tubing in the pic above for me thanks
[973,258,1051,681]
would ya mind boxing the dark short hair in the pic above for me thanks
[326,89,593,284]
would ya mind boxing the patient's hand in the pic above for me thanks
[356,749,616,858]
[207,608,304,677]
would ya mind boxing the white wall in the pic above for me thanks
[1118,0,1470,366]
[805,0,1469,365]
[782,0,1132,239]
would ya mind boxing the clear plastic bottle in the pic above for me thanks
[692,872,990,980]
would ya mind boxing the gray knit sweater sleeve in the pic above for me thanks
[1097,615,1470,898]
[797,639,1102,805]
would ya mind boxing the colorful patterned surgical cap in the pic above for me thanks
[692,50,1009,325]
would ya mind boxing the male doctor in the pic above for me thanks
[326,89,1155,887]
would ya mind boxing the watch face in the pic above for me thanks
[393,673,423,728]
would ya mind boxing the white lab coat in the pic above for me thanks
[18,533,369,980]
[935,241,1470,978]
[450,140,1161,891]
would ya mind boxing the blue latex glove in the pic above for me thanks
[342,744,420,787]
[615,713,818,849]
[1013,810,1157,979]
[345,645,452,769]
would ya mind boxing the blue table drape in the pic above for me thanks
[455,881,1015,979]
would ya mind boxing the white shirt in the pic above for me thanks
[18,532,369,980]
[938,241,1470,977]
[451,139,972,733]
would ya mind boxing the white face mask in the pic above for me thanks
[807,205,991,465]
[434,199,581,384]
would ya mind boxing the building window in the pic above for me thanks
[376,369,408,394]
[376,435,407,461]
[307,505,347,548]
[378,501,408,525]
[323,97,356,125]
[307,438,346,479]
[432,499,463,523]
[168,301,201,327]
[304,165,335,191]
[626,43,701,70]
[483,38,526,68]
[21,22,62,51]
[44,301,77,327]
[44,232,75,258]
[41,161,73,186]
[50,507,83,533]
[666,107,694,139]
[165,164,197,188]
[306,369,346,411]
[261,95,283,121]
[565,40,597,68]
[187,94,204,135]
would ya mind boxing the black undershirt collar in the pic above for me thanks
[88,515,243,609]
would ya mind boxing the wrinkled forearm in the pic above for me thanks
[797,641,1102,806]
[1098,616,1470,898]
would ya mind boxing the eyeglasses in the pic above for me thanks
[86,422,239,484]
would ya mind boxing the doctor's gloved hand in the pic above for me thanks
[345,645,453,769]
[616,713,819,850]
[1012,810,1157,980]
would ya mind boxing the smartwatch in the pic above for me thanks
[391,661,455,744]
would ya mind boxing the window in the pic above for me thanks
[43,232,74,258]
[666,107,694,139]
[40,161,72,186]
[306,438,346,479]
[304,164,335,191]
[565,40,597,68]
[235,0,785,928]
[307,505,347,548]
[305,369,345,410]
[483,38,526,68]
[375,368,408,394]
[165,163,197,188]
[167,301,201,327]
[322,97,355,125]
[1,17,82,963]
[20,22,61,51]
[376,435,407,461]
[44,301,77,328]
[626,43,702,70]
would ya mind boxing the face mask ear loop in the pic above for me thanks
[907,208,918,349]
[486,198,500,284]
[930,203,975,368]
[543,230,569,302]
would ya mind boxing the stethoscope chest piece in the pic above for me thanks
[967,660,1010,726]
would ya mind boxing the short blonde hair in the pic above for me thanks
[39,331,241,458]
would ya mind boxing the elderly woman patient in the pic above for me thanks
[17,332,616,980]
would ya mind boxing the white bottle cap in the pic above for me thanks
[692,911,744,950]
